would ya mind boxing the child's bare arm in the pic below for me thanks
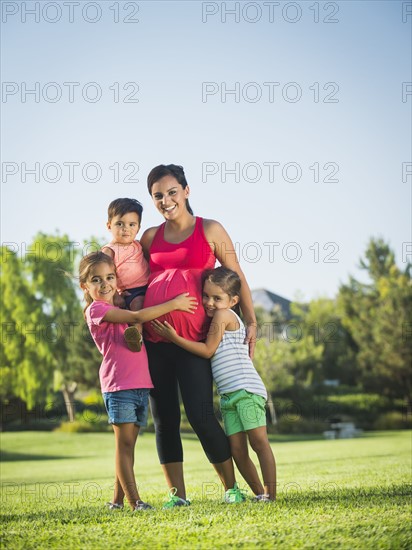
[151,309,229,359]
[102,293,197,324]
[101,246,115,259]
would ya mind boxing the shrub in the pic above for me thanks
[374,412,412,430]
[54,413,111,433]
[81,390,105,408]
[327,393,390,412]
[323,393,394,429]
[275,415,328,434]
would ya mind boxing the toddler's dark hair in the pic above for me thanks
[107,198,143,223]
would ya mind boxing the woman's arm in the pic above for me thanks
[140,226,159,261]
[203,219,257,358]
[102,293,197,324]
[151,309,230,359]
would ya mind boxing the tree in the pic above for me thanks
[339,238,412,400]
[291,298,357,387]
[25,233,102,421]
[253,316,326,426]
[0,246,55,409]
[1,235,102,421]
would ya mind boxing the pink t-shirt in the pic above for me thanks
[85,301,153,393]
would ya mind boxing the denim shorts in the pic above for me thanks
[103,389,150,426]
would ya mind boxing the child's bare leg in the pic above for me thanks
[212,457,236,491]
[112,474,125,505]
[229,432,265,495]
[113,423,142,509]
[110,424,125,505]
[247,426,277,500]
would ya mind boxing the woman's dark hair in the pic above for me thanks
[147,164,193,215]
[202,266,241,314]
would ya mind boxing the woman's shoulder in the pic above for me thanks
[140,225,162,252]
[202,218,226,237]
[141,225,161,238]
[202,217,221,228]
[202,219,234,256]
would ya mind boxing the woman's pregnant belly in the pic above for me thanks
[143,268,209,343]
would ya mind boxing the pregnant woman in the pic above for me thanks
[141,164,257,507]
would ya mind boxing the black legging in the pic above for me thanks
[145,340,231,464]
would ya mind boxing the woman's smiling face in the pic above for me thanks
[150,175,190,220]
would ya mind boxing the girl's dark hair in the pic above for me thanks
[79,251,116,315]
[147,164,194,215]
[202,266,241,314]
[107,198,143,223]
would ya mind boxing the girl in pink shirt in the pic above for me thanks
[79,251,197,511]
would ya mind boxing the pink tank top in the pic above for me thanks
[143,217,216,342]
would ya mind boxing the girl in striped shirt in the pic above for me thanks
[151,267,276,501]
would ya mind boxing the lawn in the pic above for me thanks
[1,430,411,549]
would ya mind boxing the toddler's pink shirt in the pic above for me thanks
[85,300,153,393]
[104,240,150,291]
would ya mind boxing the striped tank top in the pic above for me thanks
[211,310,267,399]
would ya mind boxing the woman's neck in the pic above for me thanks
[163,212,196,243]
[164,211,195,231]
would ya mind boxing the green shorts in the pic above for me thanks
[220,389,267,436]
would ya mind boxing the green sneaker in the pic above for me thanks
[162,487,191,509]
[224,482,247,504]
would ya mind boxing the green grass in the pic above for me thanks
[1,431,411,549]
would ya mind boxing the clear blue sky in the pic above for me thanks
[1,0,411,301]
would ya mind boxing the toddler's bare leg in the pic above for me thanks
[130,295,145,334]
[123,295,144,352]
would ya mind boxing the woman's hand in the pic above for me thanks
[172,292,198,313]
[244,323,257,359]
[151,320,178,341]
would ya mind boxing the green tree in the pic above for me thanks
[253,308,324,407]
[25,233,102,420]
[1,235,102,421]
[254,338,295,397]
[0,246,54,409]
[291,298,357,387]
[339,238,412,400]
